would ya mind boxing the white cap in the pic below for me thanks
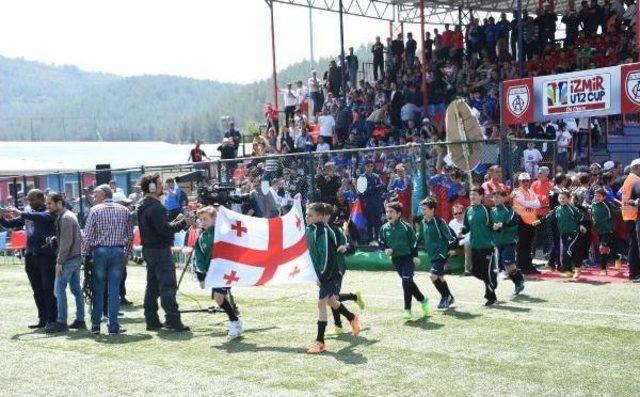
[518,172,531,181]
[422,118,430,124]
[603,161,615,171]
[631,158,640,168]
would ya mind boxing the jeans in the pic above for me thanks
[25,253,57,324]
[91,246,124,333]
[310,91,323,116]
[54,256,85,324]
[143,247,182,327]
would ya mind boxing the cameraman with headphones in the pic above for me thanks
[137,173,192,332]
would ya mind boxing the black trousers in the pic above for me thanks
[143,247,182,327]
[373,57,384,80]
[471,248,498,301]
[25,253,57,323]
[517,223,536,273]
[629,221,640,279]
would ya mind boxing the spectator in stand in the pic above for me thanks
[441,24,454,59]
[388,164,413,221]
[424,31,434,61]
[316,162,341,206]
[433,29,443,61]
[622,0,637,27]
[563,2,581,47]
[556,122,573,170]
[187,139,210,163]
[585,0,604,35]
[405,32,417,66]
[281,83,298,128]
[496,13,511,56]
[316,136,330,152]
[308,70,323,117]
[484,17,497,59]
[296,80,309,117]
[224,121,242,158]
[390,33,404,68]
[346,47,359,89]
[510,11,520,58]
[325,59,342,97]
[523,12,539,60]
[317,108,336,149]
[452,25,465,62]
[371,36,385,81]
[540,4,559,45]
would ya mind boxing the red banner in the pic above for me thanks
[502,78,534,125]
[621,63,640,114]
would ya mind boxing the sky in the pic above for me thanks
[0,0,402,83]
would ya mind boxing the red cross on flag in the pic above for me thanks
[204,199,317,288]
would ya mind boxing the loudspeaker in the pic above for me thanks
[96,164,112,186]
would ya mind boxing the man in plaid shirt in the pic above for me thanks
[82,184,133,335]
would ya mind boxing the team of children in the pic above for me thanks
[190,166,632,353]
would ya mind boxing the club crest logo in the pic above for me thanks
[625,71,640,106]
[507,85,530,117]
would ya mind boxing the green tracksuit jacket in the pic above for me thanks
[462,204,494,249]
[416,217,456,260]
[306,223,339,282]
[378,219,418,258]
[544,204,584,235]
[491,204,520,247]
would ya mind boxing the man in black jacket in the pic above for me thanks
[1,189,57,329]
[137,173,192,332]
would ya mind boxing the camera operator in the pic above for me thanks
[0,189,57,329]
[137,173,192,332]
[45,192,85,333]
[82,184,133,335]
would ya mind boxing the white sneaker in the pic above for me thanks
[227,320,242,340]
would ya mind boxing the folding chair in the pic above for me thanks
[3,230,27,265]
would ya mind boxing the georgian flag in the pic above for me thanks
[204,199,317,288]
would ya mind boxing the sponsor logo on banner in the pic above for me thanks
[625,71,640,106]
[507,85,530,117]
[543,73,611,115]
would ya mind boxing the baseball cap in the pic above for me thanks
[631,158,640,168]
[518,172,531,181]
[603,161,615,171]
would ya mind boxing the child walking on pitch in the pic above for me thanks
[305,203,359,354]
[590,188,620,275]
[491,190,525,295]
[416,197,457,310]
[461,187,499,306]
[192,206,243,340]
[535,190,588,280]
[322,204,365,335]
[379,202,430,320]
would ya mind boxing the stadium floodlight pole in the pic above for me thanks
[266,0,279,110]
[339,0,347,100]
[517,0,524,77]
[420,0,429,115]
[309,6,315,69]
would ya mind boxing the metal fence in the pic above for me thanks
[0,138,553,227]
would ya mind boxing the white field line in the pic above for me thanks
[251,287,640,320]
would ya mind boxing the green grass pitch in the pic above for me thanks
[1,260,639,396]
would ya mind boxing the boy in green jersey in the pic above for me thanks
[322,203,364,335]
[491,190,525,295]
[305,203,359,354]
[535,190,588,280]
[379,202,430,320]
[590,188,620,275]
[461,187,498,306]
[416,197,457,310]
[192,206,242,340]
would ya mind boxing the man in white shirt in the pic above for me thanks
[315,136,331,152]
[523,141,543,179]
[296,80,308,117]
[317,109,335,149]
[308,70,323,117]
[281,83,298,128]
[556,122,573,171]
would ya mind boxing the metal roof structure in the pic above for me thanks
[269,0,546,25]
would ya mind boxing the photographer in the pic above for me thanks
[1,189,57,329]
[138,173,191,332]
[45,192,85,333]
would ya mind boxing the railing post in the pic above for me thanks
[77,171,84,222]
[420,143,429,196]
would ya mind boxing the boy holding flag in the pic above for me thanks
[193,206,243,340]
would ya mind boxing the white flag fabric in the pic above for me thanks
[204,199,317,288]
